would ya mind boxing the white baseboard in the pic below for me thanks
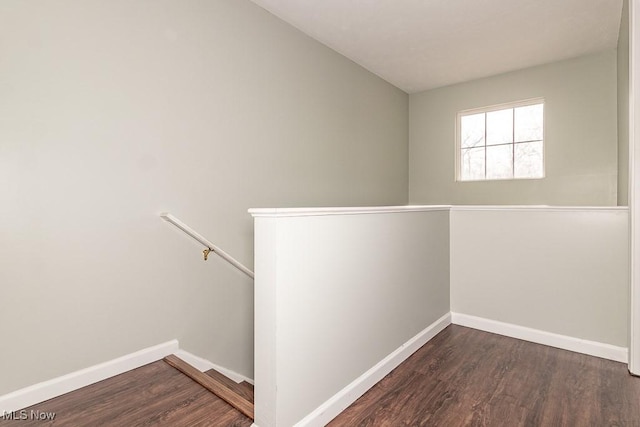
[0,340,179,414]
[451,312,629,363]
[174,350,254,385]
[293,312,452,427]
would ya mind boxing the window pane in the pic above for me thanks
[486,145,513,179]
[460,113,485,148]
[460,147,485,180]
[486,108,513,145]
[514,141,543,178]
[514,104,543,142]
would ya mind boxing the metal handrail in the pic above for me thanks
[160,213,255,279]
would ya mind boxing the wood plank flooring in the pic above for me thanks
[329,325,640,426]
[163,355,253,419]
[2,325,638,426]
[204,369,254,404]
[0,361,252,427]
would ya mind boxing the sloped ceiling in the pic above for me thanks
[250,0,624,93]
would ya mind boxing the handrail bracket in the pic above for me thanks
[160,212,255,279]
[203,247,214,261]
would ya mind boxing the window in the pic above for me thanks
[457,99,544,181]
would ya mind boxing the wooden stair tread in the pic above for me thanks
[204,369,254,403]
[163,355,254,420]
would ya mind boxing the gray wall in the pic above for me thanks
[409,50,618,206]
[0,0,408,395]
[618,0,630,206]
[450,207,629,348]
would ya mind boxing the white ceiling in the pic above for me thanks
[250,0,624,93]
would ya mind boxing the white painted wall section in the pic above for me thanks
[629,0,640,375]
[251,206,451,427]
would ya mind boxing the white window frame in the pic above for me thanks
[455,98,546,182]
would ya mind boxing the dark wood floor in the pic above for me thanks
[0,361,252,427]
[3,326,639,426]
[330,325,640,427]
